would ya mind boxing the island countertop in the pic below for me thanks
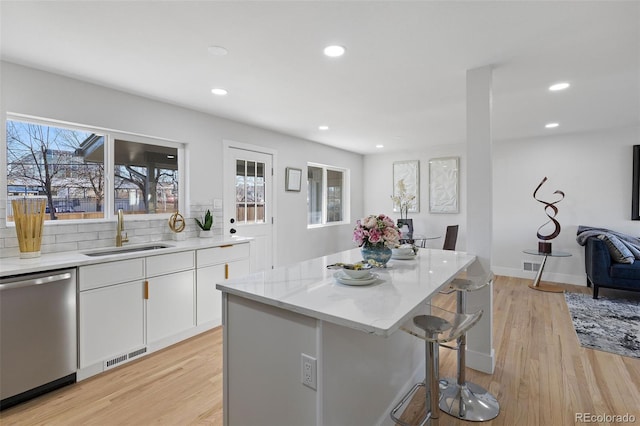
[217,247,476,337]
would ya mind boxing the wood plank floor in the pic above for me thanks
[1,276,639,425]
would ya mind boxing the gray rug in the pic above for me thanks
[564,292,640,359]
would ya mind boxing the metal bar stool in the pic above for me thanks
[438,272,500,421]
[390,305,483,426]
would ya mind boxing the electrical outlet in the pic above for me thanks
[301,353,317,390]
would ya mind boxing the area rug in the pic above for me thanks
[564,292,640,359]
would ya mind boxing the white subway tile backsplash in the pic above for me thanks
[0,204,226,258]
[56,232,99,243]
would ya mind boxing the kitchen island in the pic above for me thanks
[217,247,476,426]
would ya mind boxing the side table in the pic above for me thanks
[522,249,572,293]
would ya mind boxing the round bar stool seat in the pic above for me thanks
[390,305,482,426]
[439,272,500,422]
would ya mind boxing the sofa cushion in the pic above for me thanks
[610,261,640,280]
[598,234,634,264]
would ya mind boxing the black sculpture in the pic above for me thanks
[533,177,565,253]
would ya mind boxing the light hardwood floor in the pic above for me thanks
[1,276,639,426]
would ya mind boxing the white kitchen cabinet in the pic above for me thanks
[196,243,250,326]
[77,242,250,380]
[79,258,145,370]
[146,269,195,343]
[79,280,145,368]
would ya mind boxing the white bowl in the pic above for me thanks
[342,263,373,279]
[392,247,414,256]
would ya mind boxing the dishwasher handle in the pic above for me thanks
[0,272,73,291]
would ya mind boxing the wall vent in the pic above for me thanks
[103,347,147,370]
[129,347,147,359]
[523,261,541,272]
[104,354,128,370]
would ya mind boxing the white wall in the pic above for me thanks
[363,143,467,250]
[492,126,639,285]
[0,61,362,264]
[364,126,639,286]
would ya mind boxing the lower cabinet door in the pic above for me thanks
[196,264,225,326]
[79,280,145,368]
[147,270,196,344]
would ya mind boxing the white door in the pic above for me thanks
[223,145,274,272]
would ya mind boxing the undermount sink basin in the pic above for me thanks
[82,243,174,257]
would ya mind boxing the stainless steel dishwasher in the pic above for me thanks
[1,268,77,410]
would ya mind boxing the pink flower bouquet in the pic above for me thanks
[353,214,400,248]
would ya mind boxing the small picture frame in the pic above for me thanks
[285,167,302,192]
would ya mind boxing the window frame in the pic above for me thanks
[4,113,185,226]
[306,162,350,228]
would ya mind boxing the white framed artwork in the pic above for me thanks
[429,157,459,213]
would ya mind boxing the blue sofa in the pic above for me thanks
[584,236,640,298]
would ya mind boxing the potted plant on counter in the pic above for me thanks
[195,210,214,238]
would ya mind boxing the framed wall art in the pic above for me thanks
[392,160,419,213]
[429,157,459,213]
[285,167,302,192]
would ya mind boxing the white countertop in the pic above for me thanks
[0,236,252,277]
[217,247,476,337]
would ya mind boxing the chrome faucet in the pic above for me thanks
[116,209,129,247]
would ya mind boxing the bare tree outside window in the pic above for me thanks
[114,139,178,215]
[6,120,105,221]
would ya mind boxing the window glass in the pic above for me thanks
[6,119,105,221]
[235,159,266,224]
[327,169,343,223]
[114,139,178,215]
[307,164,347,226]
[307,166,323,225]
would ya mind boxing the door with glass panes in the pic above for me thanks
[223,146,273,272]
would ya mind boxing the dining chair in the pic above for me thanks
[442,225,459,250]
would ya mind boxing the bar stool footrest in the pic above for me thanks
[390,382,432,426]
[438,377,500,422]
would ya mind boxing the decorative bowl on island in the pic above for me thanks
[341,263,373,279]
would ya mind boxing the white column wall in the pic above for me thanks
[464,66,495,374]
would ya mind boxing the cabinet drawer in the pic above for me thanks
[79,259,145,291]
[146,250,195,277]
[197,243,250,267]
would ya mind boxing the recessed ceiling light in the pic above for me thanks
[549,82,570,91]
[208,45,228,56]
[376,144,384,149]
[318,125,329,131]
[211,88,228,96]
[545,122,559,128]
[323,45,346,58]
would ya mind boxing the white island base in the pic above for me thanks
[218,248,477,426]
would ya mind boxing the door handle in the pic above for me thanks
[144,280,149,299]
[230,228,237,234]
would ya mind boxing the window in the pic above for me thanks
[6,116,182,222]
[235,159,266,224]
[7,119,105,221]
[114,139,178,215]
[307,163,348,226]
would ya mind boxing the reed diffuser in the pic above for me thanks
[11,198,46,258]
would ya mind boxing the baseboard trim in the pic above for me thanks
[492,266,586,286]
[465,347,495,374]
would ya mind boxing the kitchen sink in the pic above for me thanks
[82,243,174,257]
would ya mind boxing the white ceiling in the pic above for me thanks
[1,1,638,154]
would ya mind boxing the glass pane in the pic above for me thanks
[327,170,343,222]
[6,119,105,221]
[114,139,178,215]
[256,203,265,223]
[246,161,255,203]
[307,166,323,225]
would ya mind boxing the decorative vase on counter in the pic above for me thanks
[361,244,392,266]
